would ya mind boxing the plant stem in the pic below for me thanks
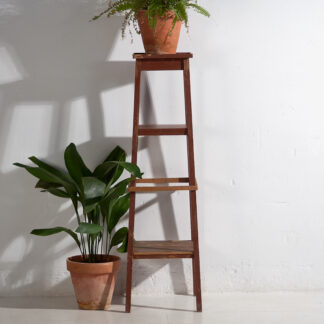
[105,227,109,255]
[107,234,112,257]
[72,200,86,259]
[101,222,104,257]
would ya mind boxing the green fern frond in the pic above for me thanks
[187,2,210,17]
[91,0,210,40]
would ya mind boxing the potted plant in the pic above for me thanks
[14,143,142,310]
[92,0,210,54]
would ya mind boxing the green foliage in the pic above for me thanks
[110,227,128,252]
[91,0,210,39]
[14,144,142,263]
[31,227,81,249]
[75,223,104,235]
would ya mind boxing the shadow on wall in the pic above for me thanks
[0,0,189,302]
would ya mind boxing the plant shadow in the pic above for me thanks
[0,0,190,308]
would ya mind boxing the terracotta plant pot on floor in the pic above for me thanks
[67,255,121,310]
[137,10,182,54]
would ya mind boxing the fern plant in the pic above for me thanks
[92,0,210,39]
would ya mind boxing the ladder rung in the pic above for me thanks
[138,124,188,136]
[128,178,198,193]
[140,60,184,71]
[137,177,189,183]
[133,240,194,259]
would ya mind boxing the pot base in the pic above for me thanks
[78,302,111,311]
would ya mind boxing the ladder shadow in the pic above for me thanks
[0,0,191,301]
[132,73,189,295]
[0,2,137,300]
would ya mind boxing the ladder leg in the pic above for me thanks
[125,192,136,313]
[183,59,202,312]
[192,258,196,296]
[126,61,142,313]
[190,191,202,312]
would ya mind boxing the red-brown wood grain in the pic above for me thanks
[126,53,202,313]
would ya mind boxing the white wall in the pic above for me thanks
[1,0,324,297]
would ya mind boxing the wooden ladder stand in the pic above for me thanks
[126,53,202,312]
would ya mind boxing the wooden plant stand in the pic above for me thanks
[126,53,202,312]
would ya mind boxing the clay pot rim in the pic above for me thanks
[67,254,120,264]
[137,9,176,20]
[67,255,121,274]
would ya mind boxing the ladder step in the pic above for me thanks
[128,177,198,193]
[133,240,194,259]
[138,124,188,136]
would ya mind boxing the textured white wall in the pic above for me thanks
[1,0,324,297]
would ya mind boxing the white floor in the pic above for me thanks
[0,293,323,324]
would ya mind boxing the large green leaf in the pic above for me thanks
[82,195,104,214]
[64,143,92,188]
[14,162,76,196]
[45,187,70,198]
[93,160,142,183]
[35,180,62,189]
[118,162,142,179]
[83,202,98,214]
[71,195,81,225]
[93,162,116,180]
[99,197,114,223]
[108,194,130,233]
[28,156,74,184]
[116,233,128,253]
[110,227,128,251]
[92,205,100,226]
[103,145,125,163]
[104,178,131,200]
[75,222,104,235]
[29,156,76,195]
[82,177,106,200]
[103,146,126,184]
[14,163,66,185]
[31,227,80,249]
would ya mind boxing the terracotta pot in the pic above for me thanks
[67,255,121,310]
[137,10,182,54]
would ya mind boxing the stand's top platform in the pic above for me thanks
[133,53,193,60]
